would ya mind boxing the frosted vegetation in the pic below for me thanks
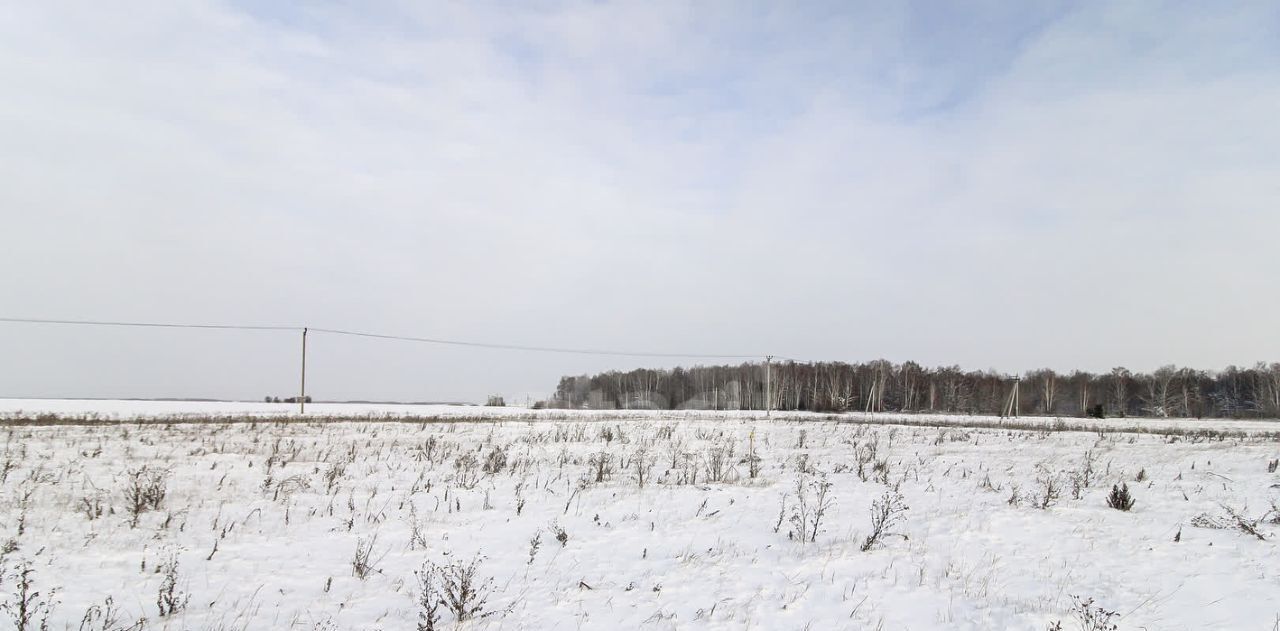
[1,409,1278,629]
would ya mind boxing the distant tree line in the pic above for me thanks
[265,395,312,404]
[550,361,1280,418]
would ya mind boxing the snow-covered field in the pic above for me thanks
[4,397,1280,436]
[3,402,1279,630]
[0,398,491,420]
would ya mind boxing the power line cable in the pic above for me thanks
[306,327,763,359]
[0,316,297,332]
[0,317,766,359]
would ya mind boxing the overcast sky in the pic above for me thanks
[2,1,1277,403]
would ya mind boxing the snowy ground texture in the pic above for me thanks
[2,400,1279,630]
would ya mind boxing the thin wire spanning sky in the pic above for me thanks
[1,1,1277,402]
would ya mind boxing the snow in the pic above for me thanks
[3,397,1279,435]
[1,399,1278,629]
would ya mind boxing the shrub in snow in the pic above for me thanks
[415,563,443,631]
[2,563,56,631]
[861,490,909,552]
[1068,595,1118,631]
[855,440,878,482]
[77,596,145,631]
[1190,512,1228,529]
[742,431,762,480]
[272,474,311,502]
[872,458,893,485]
[1221,505,1267,541]
[787,474,835,544]
[419,556,493,623]
[482,446,507,475]
[1007,484,1023,507]
[352,536,382,580]
[631,446,655,488]
[527,529,543,565]
[453,453,480,489]
[123,466,168,528]
[550,520,569,546]
[588,451,613,483]
[79,495,106,521]
[772,493,788,534]
[704,443,732,483]
[1033,467,1062,510]
[1267,500,1280,526]
[1191,505,1268,540]
[514,482,526,515]
[1106,483,1135,511]
[664,439,685,473]
[321,462,346,495]
[1069,451,1099,499]
[156,554,190,617]
[0,455,18,485]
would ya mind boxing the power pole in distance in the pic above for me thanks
[300,327,308,415]
[1003,374,1021,418]
[765,355,773,417]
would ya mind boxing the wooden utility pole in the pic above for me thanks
[765,355,773,417]
[299,327,308,415]
[1003,375,1021,418]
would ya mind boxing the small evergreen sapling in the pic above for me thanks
[1106,483,1135,511]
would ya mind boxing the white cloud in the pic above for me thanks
[1,1,1276,401]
